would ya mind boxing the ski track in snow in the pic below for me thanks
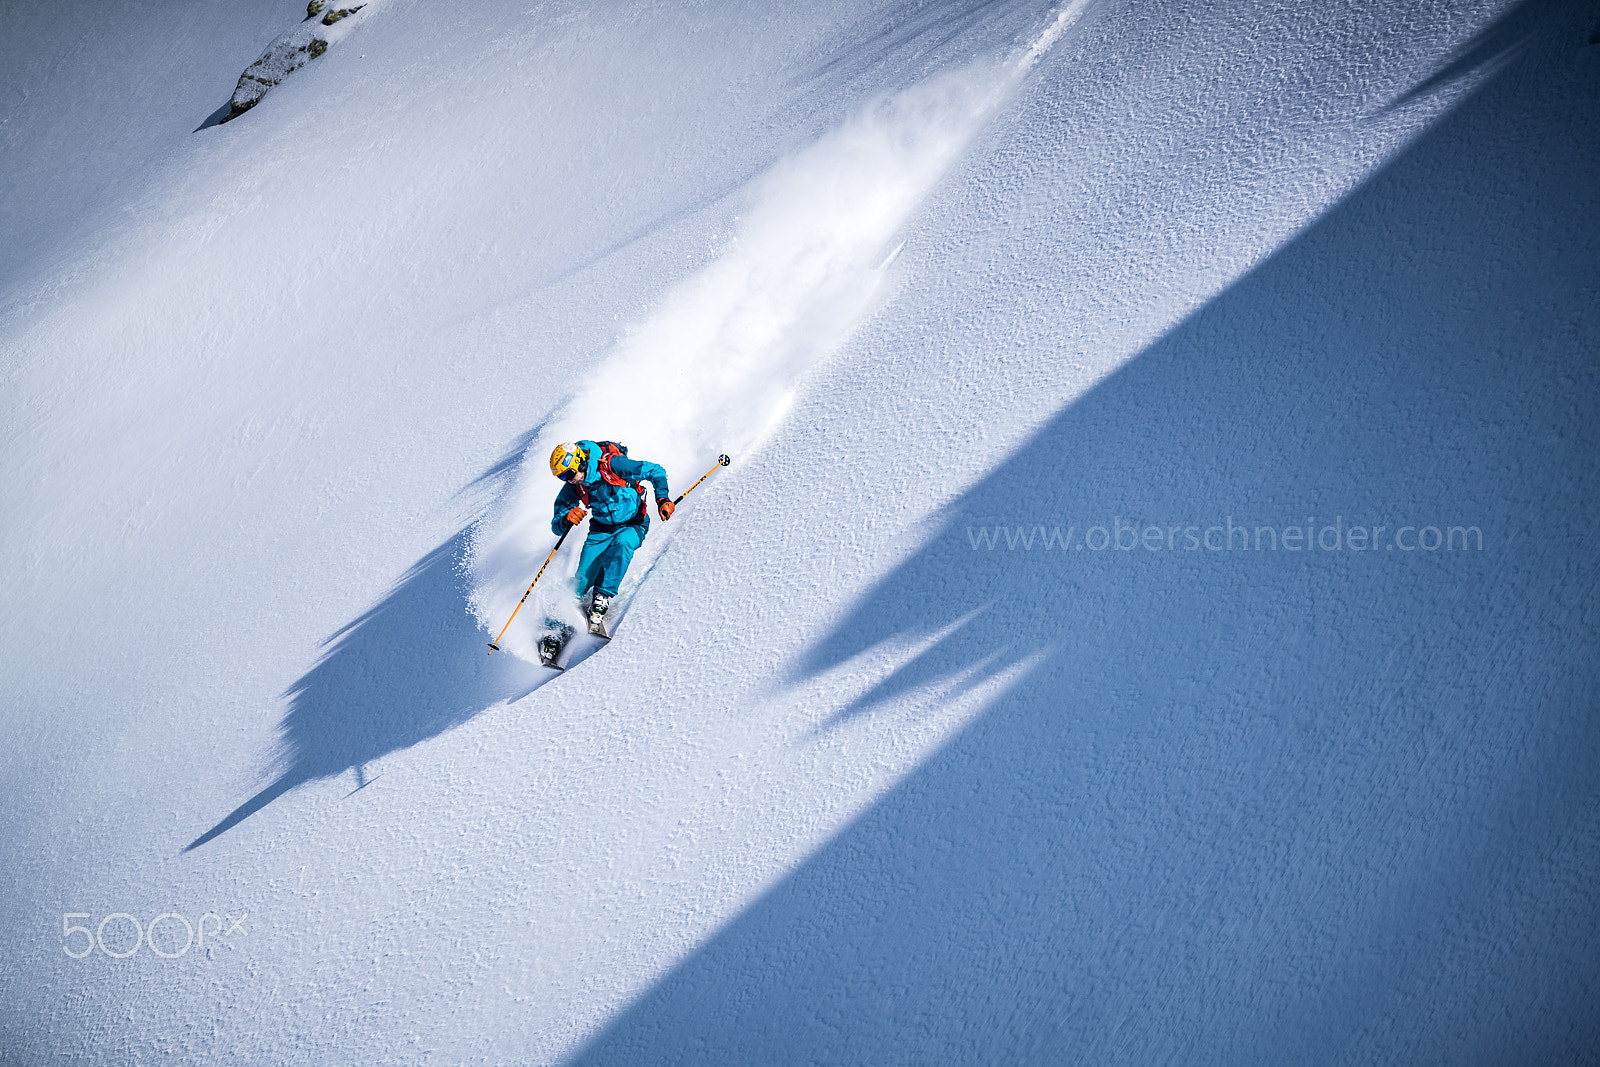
[469,3,1091,659]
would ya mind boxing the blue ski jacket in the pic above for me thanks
[551,440,670,534]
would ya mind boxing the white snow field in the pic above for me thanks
[2,0,1597,1062]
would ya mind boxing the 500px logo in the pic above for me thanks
[61,911,247,959]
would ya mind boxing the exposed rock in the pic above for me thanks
[221,2,377,122]
[226,28,328,119]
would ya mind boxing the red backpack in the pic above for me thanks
[575,441,649,522]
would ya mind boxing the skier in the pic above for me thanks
[539,440,672,662]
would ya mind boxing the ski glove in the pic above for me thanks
[565,506,588,527]
[657,499,675,521]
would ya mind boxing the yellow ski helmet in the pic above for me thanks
[549,442,585,481]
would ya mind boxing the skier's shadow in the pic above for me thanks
[186,444,550,851]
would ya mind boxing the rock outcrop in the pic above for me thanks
[224,2,372,121]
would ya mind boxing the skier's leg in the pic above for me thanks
[584,525,645,635]
[590,524,646,597]
[573,528,618,599]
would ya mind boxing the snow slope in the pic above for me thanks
[467,1,1090,655]
[2,0,1596,1063]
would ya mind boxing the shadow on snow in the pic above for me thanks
[186,439,552,851]
[571,3,1600,1063]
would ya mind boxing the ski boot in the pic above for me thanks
[537,620,574,669]
[587,592,613,638]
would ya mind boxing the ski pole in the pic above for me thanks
[487,527,570,655]
[674,454,731,506]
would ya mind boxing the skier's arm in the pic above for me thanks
[609,456,670,502]
[551,483,584,535]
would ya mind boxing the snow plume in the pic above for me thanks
[468,5,1088,659]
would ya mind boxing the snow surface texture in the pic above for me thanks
[2,0,1597,1064]
[469,0,1090,654]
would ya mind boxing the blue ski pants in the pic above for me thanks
[574,522,646,598]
